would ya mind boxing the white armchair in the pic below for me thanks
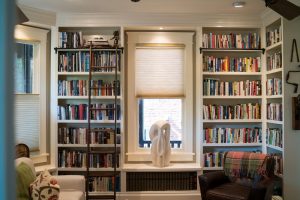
[16,157,85,200]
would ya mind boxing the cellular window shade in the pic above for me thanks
[135,47,184,97]
[15,94,40,151]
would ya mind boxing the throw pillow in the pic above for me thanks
[16,162,36,200]
[30,170,60,200]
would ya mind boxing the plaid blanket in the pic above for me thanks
[224,151,268,179]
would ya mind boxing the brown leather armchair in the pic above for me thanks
[199,152,275,200]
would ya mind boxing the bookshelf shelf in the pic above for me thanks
[54,47,123,53]
[203,119,262,123]
[266,68,282,75]
[202,72,262,76]
[57,120,121,124]
[57,144,121,148]
[266,95,283,99]
[266,41,282,51]
[58,72,120,76]
[203,167,223,171]
[267,120,283,125]
[266,144,283,151]
[203,96,262,99]
[58,167,121,172]
[57,96,121,100]
[200,48,265,54]
[203,143,262,147]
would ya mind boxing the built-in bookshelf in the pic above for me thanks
[54,27,123,198]
[264,18,284,178]
[200,27,264,170]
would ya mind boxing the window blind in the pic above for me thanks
[135,47,184,97]
[15,94,40,151]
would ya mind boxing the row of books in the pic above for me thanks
[266,26,282,47]
[58,51,120,72]
[58,150,119,168]
[266,128,282,148]
[267,103,282,121]
[88,176,121,192]
[57,104,121,120]
[202,32,260,49]
[126,172,197,191]
[203,128,262,144]
[203,79,261,96]
[267,52,282,71]
[203,103,261,120]
[59,31,83,48]
[203,56,261,72]
[266,78,282,96]
[57,127,121,145]
[204,152,225,167]
[58,79,120,96]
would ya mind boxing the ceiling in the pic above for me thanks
[18,0,267,17]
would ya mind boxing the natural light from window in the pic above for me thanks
[139,98,182,149]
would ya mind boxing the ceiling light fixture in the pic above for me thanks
[159,27,164,30]
[232,1,246,8]
[131,0,140,2]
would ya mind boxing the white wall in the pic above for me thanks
[283,16,300,200]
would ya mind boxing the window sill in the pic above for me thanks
[126,152,195,162]
[31,153,49,164]
[123,163,201,172]
[35,164,57,175]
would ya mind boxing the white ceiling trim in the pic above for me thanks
[57,12,263,28]
[19,5,56,28]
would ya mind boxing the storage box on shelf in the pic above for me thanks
[201,27,264,171]
[54,27,123,198]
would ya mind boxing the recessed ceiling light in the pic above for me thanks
[232,1,246,8]
[159,27,164,30]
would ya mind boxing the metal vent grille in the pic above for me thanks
[126,171,197,191]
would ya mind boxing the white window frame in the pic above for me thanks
[126,32,195,162]
[15,25,49,164]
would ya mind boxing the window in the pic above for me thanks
[15,42,40,151]
[139,98,183,148]
[126,32,194,162]
[14,25,49,164]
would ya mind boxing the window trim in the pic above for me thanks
[126,31,195,162]
[14,25,49,164]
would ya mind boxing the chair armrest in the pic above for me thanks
[54,175,85,192]
[249,177,275,200]
[198,171,230,200]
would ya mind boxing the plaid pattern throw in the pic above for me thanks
[224,151,268,179]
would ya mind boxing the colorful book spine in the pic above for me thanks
[266,25,282,47]
[203,127,262,144]
[266,128,282,148]
[88,176,121,192]
[203,79,261,96]
[204,152,225,167]
[202,32,260,49]
[266,78,282,96]
[267,103,282,121]
[203,56,261,72]
[203,103,261,120]
[267,51,282,71]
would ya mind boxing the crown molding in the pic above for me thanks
[57,12,263,28]
[18,5,56,28]
[261,7,281,26]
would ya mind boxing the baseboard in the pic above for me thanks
[115,191,201,200]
